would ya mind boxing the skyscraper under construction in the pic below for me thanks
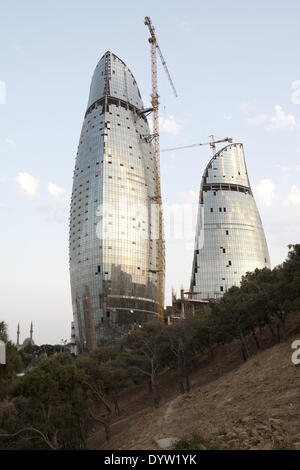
[69,52,160,350]
[190,143,270,299]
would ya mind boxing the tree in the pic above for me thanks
[90,346,117,363]
[121,321,166,407]
[103,358,130,417]
[280,244,300,314]
[0,353,89,450]
[193,306,220,356]
[242,268,289,341]
[164,316,197,393]
[211,287,253,361]
[76,354,113,441]
[0,322,23,399]
[239,271,275,341]
[0,322,8,343]
[19,344,67,371]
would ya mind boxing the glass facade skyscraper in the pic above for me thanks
[190,143,270,300]
[69,52,159,350]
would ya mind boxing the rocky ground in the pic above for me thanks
[88,318,300,450]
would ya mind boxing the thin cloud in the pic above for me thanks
[240,99,257,114]
[221,112,232,121]
[286,185,300,206]
[5,138,16,146]
[180,189,199,203]
[248,105,296,131]
[36,196,70,224]
[254,179,277,207]
[16,172,39,198]
[248,114,268,126]
[276,164,290,174]
[160,115,181,135]
[267,105,296,131]
[179,20,191,32]
[14,44,23,53]
[48,182,65,197]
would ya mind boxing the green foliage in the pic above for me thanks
[195,244,300,358]
[0,323,23,399]
[0,322,8,343]
[274,441,296,450]
[5,353,89,449]
[121,320,167,373]
[0,244,299,449]
[162,316,199,393]
[174,433,218,450]
[193,307,218,349]
[76,353,116,403]
[90,346,117,363]
[19,344,67,370]
[121,320,167,406]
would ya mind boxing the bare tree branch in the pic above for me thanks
[0,427,59,450]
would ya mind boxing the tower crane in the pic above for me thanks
[161,135,233,157]
[144,16,177,323]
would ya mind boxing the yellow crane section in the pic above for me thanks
[144,16,177,323]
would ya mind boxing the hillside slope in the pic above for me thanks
[94,336,300,450]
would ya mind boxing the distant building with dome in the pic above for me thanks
[16,322,36,350]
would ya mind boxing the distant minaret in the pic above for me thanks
[30,322,33,342]
[17,323,20,346]
[171,287,176,304]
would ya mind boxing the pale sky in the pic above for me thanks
[1,0,300,345]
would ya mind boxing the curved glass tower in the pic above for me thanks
[69,52,159,349]
[190,143,270,300]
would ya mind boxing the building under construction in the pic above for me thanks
[69,51,161,350]
[69,16,179,350]
[189,143,270,300]
[165,289,209,323]
[162,136,270,313]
